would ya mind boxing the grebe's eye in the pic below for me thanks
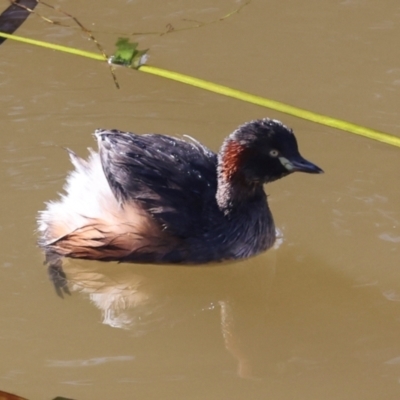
[269,149,279,157]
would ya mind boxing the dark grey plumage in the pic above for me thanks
[38,118,323,266]
[96,130,219,237]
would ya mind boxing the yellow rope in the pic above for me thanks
[0,32,105,60]
[1,31,399,148]
[140,65,400,148]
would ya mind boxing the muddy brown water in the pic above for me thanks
[0,0,399,399]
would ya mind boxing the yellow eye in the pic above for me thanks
[269,149,279,157]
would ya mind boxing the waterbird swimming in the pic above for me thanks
[38,118,323,267]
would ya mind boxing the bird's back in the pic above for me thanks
[97,130,221,238]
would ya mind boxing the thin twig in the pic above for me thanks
[9,0,65,25]
[38,0,120,88]
[129,0,252,36]
[11,0,120,88]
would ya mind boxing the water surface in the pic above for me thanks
[0,0,399,399]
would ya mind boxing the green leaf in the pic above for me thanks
[111,37,148,69]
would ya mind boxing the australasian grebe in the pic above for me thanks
[38,118,323,266]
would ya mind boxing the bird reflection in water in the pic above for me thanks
[55,250,277,379]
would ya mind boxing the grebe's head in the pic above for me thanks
[218,118,323,185]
